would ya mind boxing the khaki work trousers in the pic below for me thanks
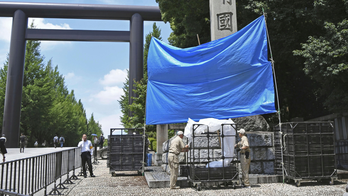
[168,153,179,188]
[240,153,251,186]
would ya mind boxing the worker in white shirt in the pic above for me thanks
[78,134,95,178]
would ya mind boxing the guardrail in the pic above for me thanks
[0,147,82,196]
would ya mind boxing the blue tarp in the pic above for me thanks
[146,16,276,125]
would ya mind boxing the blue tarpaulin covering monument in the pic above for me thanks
[146,16,277,125]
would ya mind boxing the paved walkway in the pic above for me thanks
[4,147,76,162]
[62,160,348,196]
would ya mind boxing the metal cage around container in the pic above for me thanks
[186,123,240,190]
[274,121,337,187]
[108,128,148,175]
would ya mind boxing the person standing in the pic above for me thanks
[235,129,251,188]
[19,133,27,153]
[59,136,65,148]
[0,134,7,162]
[53,134,59,148]
[78,134,95,178]
[93,136,98,163]
[168,131,189,189]
[99,134,104,149]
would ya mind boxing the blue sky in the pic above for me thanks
[0,0,172,136]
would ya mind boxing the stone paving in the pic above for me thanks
[61,160,348,196]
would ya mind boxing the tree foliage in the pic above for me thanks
[238,0,348,119]
[294,1,348,112]
[0,28,102,146]
[155,0,210,48]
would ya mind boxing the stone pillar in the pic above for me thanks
[209,0,237,41]
[156,124,168,166]
[2,10,28,148]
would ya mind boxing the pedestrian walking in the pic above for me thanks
[0,134,7,162]
[19,133,27,153]
[78,134,95,178]
[99,134,104,149]
[59,136,65,148]
[168,131,189,189]
[53,134,58,148]
[235,129,251,188]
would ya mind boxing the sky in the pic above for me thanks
[0,0,172,136]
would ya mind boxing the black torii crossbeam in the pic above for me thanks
[0,2,162,147]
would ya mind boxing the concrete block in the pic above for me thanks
[248,175,258,185]
[192,135,220,148]
[144,170,189,188]
[263,161,274,174]
[249,174,282,184]
[248,132,273,147]
[252,148,267,161]
[250,162,262,174]
[267,148,275,160]
[187,149,222,163]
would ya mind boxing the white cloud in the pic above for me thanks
[64,72,82,86]
[99,69,127,86]
[92,86,123,105]
[28,18,71,30]
[0,18,12,43]
[64,72,75,79]
[98,114,123,136]
[0,17,72,50]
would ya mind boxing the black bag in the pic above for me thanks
[245,151,250,159]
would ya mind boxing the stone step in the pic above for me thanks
[144,171,190,188]
[144,166,282,188]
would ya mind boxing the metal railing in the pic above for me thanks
[0,147,81,196]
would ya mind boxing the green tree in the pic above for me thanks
[239,0,348,119]
[294,19,348,112]
[87,114,103,141]
[156,0,210,48]
[119,71,131,128]
[0,23,99,147]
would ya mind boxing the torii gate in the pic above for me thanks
[0,2,162,147]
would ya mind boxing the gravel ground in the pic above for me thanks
[63,160,347,196]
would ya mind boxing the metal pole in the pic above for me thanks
[128,13,144,110]
[2,9,28,148]
[262,10,285,183]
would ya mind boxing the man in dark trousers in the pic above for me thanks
[78,134,95,178]
[19,133,26,153]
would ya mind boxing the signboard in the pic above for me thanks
[210,0,237,40]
